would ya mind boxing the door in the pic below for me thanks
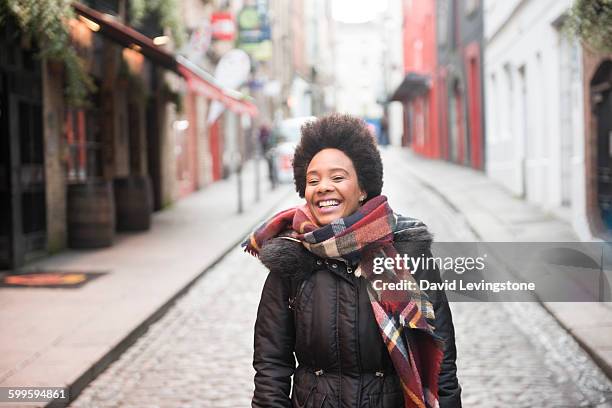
[0,70,10,267]
[0,19,46,269]
[9,94,46,266]
[593,62,612,232]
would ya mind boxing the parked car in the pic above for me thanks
[271,116,317,183]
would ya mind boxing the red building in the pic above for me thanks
[391,0,440,159]
[392,0,484,170]
[436,0,484,169]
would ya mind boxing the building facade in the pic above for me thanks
[483,0,590,237]
[0,0,257,270]
[437,0,484,169]
[391,0,439,157]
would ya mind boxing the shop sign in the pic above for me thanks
[211,11,235,41]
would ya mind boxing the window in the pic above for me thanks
[64,96,102,182]
[437,0,450,47]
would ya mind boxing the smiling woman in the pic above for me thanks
[243,113,462,408]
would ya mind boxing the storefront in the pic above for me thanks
[0,17,46,269]
[1,3,257,270]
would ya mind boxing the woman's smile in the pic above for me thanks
[314,197,344,217]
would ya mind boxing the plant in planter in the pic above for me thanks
[567,0,612,53]
[129,0,186,47]
[0,0,187,106]
[0,0,95,106]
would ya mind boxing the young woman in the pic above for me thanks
[244,114,462,408]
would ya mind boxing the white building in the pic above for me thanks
[483,0,591,239]
[332,0,404,143]
[269,0,335,119]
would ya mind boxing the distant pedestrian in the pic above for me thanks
[244,114,462,407]
[380,113,390,146]
[258,123,277,187]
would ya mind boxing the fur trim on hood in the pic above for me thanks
[259,237,314,280]
[393,215,433,243]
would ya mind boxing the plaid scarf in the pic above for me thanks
[243,195,444,408]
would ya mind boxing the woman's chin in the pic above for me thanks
[313,207,343,225]
[316,211,342,226]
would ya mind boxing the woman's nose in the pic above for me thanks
[316,179,333,193]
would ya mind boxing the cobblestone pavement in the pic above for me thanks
[71,244,264,408]
[71,153,612,407]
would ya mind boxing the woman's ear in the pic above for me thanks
[358,189,367,203]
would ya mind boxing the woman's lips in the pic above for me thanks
[316,201,342,215]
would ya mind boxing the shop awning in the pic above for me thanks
[72,3,258,117]
[389,72,431,102]
[177,57,258,117]
[72,2,177,70]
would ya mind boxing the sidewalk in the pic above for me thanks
[385,147,612,380]
[0,159,292,407]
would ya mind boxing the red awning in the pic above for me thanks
[177,57,258,117]
[72,3,258,117]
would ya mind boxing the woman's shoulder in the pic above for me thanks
[258,236,315,279]
[392,214,433,243]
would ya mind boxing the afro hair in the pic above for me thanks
[292,113,383,201]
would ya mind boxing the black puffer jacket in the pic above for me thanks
[252,216,462,408]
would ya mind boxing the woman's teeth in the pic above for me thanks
[318,200,339,208]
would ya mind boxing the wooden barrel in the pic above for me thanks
[67,181,115,248]
[113,175,153,231]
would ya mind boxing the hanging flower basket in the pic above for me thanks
[567,0,612,53]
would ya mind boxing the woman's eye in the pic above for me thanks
[307,179,319,185]
[332,176,345,181]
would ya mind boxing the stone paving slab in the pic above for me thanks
[383,147,612,380]
[0,160,292,407]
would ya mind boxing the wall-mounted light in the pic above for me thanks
[173,120,189,131]
[69,18,94,47]
[153,36,170,46]
[122,48,144,73]
[78,15,100,32]
[129,44,142,52]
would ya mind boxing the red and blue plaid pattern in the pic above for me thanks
[243,195,443,408]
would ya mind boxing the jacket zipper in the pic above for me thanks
[338,258,358,407]
[289,279,308,310]
[355,277,363,407]
[336,280,342,407]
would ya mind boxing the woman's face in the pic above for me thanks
[305,148,366,226]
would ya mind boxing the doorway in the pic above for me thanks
[0,20,46,269]
[592,61,612,233]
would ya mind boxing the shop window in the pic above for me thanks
[64,104,102,183]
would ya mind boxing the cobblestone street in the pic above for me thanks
[71,152,612,407]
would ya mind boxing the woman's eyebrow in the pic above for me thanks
[307,167,349,175]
